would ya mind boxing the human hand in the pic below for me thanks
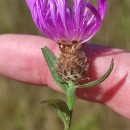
[0,34,130,119]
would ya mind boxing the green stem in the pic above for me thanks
[64,126,69,130]
[66,82,76,130]
[67,82,75,110]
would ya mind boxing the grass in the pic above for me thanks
[0,0,130,130]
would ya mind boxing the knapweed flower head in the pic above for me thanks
[26,0,106,44]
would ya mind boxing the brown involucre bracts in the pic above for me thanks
[56,41,88,84]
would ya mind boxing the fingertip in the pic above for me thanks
[0,34,59,87]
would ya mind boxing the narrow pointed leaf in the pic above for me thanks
[41,99,71,130]
[79,59,114,88]
[42,47,68,93]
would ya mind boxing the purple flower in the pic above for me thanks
[26,0,106,44]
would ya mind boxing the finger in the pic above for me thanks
[0,34,130,119]
[0,34,60,91]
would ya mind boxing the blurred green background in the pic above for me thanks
[0,0,130,130]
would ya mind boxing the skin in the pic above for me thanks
[0,34,130,119]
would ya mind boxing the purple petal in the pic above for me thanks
[26,0,36,11]
[80,2,102,43]
[26,0,106,43]
[98,0,106,20]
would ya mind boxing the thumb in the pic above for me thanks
[76,44,130,119]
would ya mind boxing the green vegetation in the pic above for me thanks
[0,0,130,130]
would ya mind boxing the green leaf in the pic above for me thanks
[42,47,68,93]
[41,99,71,130]
[79,59,114,88]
